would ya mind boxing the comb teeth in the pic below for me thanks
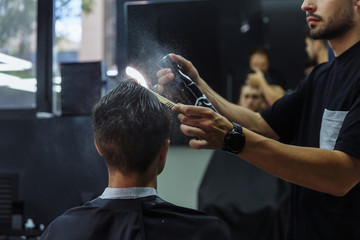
[148,89,176,109]
[165,101,175,108]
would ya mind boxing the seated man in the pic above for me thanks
[237,84,268,112]
[40,80,231,240]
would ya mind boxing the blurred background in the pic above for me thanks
[0,0,307,238]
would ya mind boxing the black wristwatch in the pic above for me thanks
[222,122,246,154]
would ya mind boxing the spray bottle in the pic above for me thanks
[158,54,217,112]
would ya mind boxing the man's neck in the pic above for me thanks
[328,26,360,57]
[108,170,157,189]
[317,48,329,64]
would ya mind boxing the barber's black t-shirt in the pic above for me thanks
[261,41,360,240]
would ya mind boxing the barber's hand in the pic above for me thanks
[155,54,202,96]
[246,67,267,88]
[172,104,233,150]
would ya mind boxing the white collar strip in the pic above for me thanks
[99,187,158,199]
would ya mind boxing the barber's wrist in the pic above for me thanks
[222,122,246,155]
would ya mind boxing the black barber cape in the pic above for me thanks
[40,195,231,240]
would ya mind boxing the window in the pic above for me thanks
[53,0,83,114]
[0,0,38,109]
[0,0,116,116]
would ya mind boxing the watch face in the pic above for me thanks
[222,123,245,154]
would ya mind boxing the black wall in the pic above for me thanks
[262,1,307,89]
[0,117,107,225]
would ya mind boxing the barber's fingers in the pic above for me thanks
[179,124,219,150]
[155,69,174,100]
[169,54,189,69]
[178,113,215,132]
[173,104,232,150]
[179,123,227,150]
[169,54,201,84]
[179,124,209,149]
[173,104,229,133]
[157,53,193,74]
[156,68,172,80]
[189,138,209,150]
[175,106,221,133]
[180,123,206,138]
[156,68,174,82]
[173,104,214,118]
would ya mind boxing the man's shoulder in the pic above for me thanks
[44,203,99,225]
[311,61,332,76]
[143,197,231,239]
[40,204,98,240]
[300,61,332,87]
[141,196,225,223]
[41,197,231,240]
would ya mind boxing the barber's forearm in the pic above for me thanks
[239,128,360,196]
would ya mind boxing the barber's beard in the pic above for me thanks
[310,6,354,40]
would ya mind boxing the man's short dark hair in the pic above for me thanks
[92,80,172,174]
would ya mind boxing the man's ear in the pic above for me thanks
[157,139,170,175]
[94,140,103,156]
